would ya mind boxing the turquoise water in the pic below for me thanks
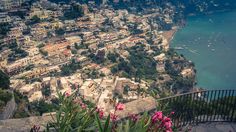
[171,11,236,90]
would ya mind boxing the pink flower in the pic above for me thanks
[81,103,86,109]
[115,103,125,111]
[99,110,104,119]
[129,114,139,122]
[31,125,40,132]
[151,111,163,123]
[163,116,171,122]
[162,116,172,130]
[96,108,104,119]
[164,121,172,129]
[79,102,87,109]
[171,111,175,115]
[166,129,173,132]
[65,92,70,97]
[110,113,118,122]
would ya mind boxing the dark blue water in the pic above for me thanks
[171,11,236,90]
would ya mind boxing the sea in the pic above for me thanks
[171,10,236,90]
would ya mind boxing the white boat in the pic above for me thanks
[174,47,184,50]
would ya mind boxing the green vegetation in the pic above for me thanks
[13,91,30,118]
[39,49,48,56]
[0,22,11,36]
[29,100,58,116]
[61,60,82,76]
[55,28,65,36]
[25,64,35,71]
[123,85,130,95]
[8,48,28,62]
[0,70,10,90]
[42,87,51,97]
[128,23,143,35]
[7,42,28,62]
[0,70,12,110]
[63,3,84,19]
[37,43,45,48]
[128,46,157,80]
[30,15,41,25]
[165,57,195,92]
[111,45,157,80]
[107,52,118,63]
[0,89,12,110]
[44,91,175,132]
[71,49,77,54]
[74,43,80,50]
[13,90,58,118]
[88,50,106,64]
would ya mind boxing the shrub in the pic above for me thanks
[0,89,12,104]
[42,91,175,132]
[0,70,10,89]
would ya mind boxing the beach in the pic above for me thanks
[162,26,178,43]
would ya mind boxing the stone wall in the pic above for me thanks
[0,93,16,120]
[0,115,53,132]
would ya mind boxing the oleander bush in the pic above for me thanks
[36,91,176,132]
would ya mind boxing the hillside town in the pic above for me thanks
[0,0,196,117]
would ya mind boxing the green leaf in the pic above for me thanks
[82,126,97,131]
[124,120,130,132]
[95,113,103,132]
[144,116,151,128]
[104,114,110,132]
[117,123,123,132]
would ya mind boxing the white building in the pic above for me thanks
[0,0,26,10]
[0,13,11,23]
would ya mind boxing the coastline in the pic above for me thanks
[163,26,200,93]
[162,26,178,44]
[172,10,236,90]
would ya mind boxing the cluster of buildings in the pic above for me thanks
[10,73,82,102]
[0,0,195,113]
[0,0,26,11]
[80,76,149,112]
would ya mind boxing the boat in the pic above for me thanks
[174,47,184,50]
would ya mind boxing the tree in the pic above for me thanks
[61,60,81,76]
[107,52,117,63]
[39,49,48,56]
[37,43,45,48]
[66,45,71,49]
[97,42,105,48]
[8,41,18,49]
[111,65,118,74]
[63,3,84,19]
[29,100,58,115]
[123,85,130,95]
[0,22,10,35]
[0,89,12,104]
[0,70,10,89]
[42,87,51,97]
[55,28,65,36]
[74,43,80,50]
[88,69,99,79]
[71,49,77,54]
[31,15,40,24]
